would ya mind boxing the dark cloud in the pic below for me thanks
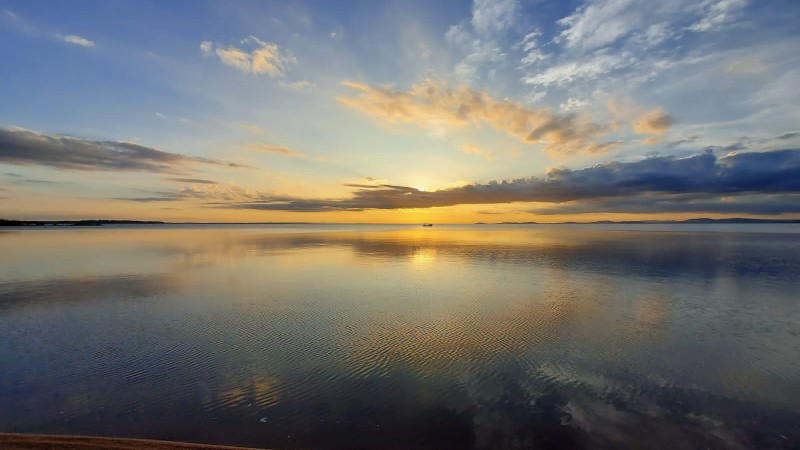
[18,178,74,185]
[222,149,800,214]
[167,177,218,184]
[117,197,182,203]
[775,132,800,141]
[664,135,701,148]
[530,194,800,215]
[116,191,185,202]
[0,127,248,172]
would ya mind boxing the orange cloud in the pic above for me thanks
[247,143,305,158]
[339,79,616,156]
[459,143,495,160]
[633,108,674,135]
[201,36,296,78]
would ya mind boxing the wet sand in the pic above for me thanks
[0,433,266,450]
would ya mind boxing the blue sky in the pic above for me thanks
[1,0,799,222]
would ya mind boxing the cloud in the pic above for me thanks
[514,0,760,109]
[557,0,645,50]
[280,80,315,90]
[247,143,305,158]
[339,79,616,155]
[119,183,281,204]
[775,132,800,141]
[633,108,674,134]
[237,123,265,134]
[59,34,95,47]
[200,36,296,77]
[689,0,748,32]
[0,127,247,172]
[155,112,193,124]
[445,0,519,82]
[215,149,800,213]
[530,193,800,215]
[518,30,548,68]
[167,178,218,184]
[556,0,747,51]
[522,53,632,88]
[459,143,495,161]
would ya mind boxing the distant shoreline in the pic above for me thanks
[0,433,263,450]
[2,218,799,227]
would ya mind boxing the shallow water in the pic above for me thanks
[1,224,799,449]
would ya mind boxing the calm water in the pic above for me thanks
[1,224,799,449]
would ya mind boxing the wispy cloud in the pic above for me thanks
[522,53,632,88]
[3,9,18,20]
[339,79,616,155]
[200,36,296,77]
[155,112,193,124]
[556,0,747,51]
[0,127,247,172]
[280,80,315,90]
[689,0,748,32]
[510,0,760,115]
[445,0,519,82]
[167,178,218,184]
[247,143,305,158]
[237,123,266,134]
[58,34,94,47]
[459,143,495,161]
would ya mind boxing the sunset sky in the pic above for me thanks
[1,0,799,223]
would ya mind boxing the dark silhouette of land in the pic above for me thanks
[0,219,165,227]
[494,218,800,224]
[0,433,259,450]
[2,217,799,227]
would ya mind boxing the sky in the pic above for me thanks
[1,0,799,223]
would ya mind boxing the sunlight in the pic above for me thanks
[410,246,437,268]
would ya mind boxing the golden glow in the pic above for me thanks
[410,247,437,268]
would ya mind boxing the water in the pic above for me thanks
[1,224,799,449]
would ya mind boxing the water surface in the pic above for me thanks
[1,224,799,449]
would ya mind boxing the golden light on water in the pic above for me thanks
[410,247,437,267]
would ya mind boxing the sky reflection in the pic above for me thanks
[1,225,799,449]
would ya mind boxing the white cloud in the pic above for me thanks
[557,0,641,50]
[689,0,748,32]
[513,0,759,111]
[518,30,548,67]
[200,36,296,77]
[279,80,315,90]
[445,0,521,82]
[560,98,588,113]
[522,52,631,88]
[60,34,95,47]
[470,0,518,35]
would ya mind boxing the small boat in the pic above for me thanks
[422,223,433,227]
